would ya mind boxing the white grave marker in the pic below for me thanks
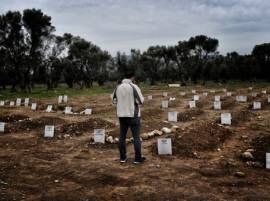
[85,108,92,115]
[0,101,4,106]
[193,95,200,101]
[64,107,72,114]
[58,96,63,104]
[251,92,257,97]
[253,102,261,110]
[0,122,5,133]
[214,95,220,101]
[10,101,15,106]
[180,92,186,96]
[168,112,178,122]
[189,101,196,108]
[158,138,172,155]
[210,90,216,93]
[226,92,232,96]
[94,129,105,143]
[191,90,196,94]
[223,89,227,93]
[163,92,168,97]
[221,113,232,125]
[162,100,169,108]
[148,95,153,100]
[16,98,21,106]
[63,95,68,103]
[46,105,53,112]
[266,153,270,169]
[262,90,267,94]
[24,98,29,107]
[236,95,247,102]
[214,101,221,110]
[31,103,37,111]
[44,125,54,138]
[248,87,253,91]
[203,92,208,96]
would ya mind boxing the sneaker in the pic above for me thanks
[120,158,127,163]
[133,157,146,164]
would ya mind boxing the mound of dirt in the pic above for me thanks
[222,98,236,109]
[232,110,255,125]
[58,118,115,136]
[250,133,270,167]
[177,109,204,122]
[141,108,164,121]
[153,122,232,157]
[0,114,29,122]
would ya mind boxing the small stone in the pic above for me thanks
[235,172,245,177]
[245,149,255,153]
[141,133,149,140]
[217,148,221,152]
[241,135,248,139]
[242,152,254,160]
[54,180,59,183]
[161,127,172,134]
[171,125,179,132]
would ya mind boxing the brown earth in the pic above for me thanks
[0,85,270,201]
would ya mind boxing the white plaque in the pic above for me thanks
[163,92,168,97]
[236,95,247,102]
[221,113,231,125]
[58,96,63,104]
[16,98,21,106]
[251,93,257,97]
[64,107,72,114]
[63,95,68,103]
[0,122,5,132]
[24,98,29,107]
[223,89,227,93]
[180,92,186,96]
[203,92,208,96]
[191,90,196,94]
[85,108,92,115]
[168,112,178,122]
[44,125,54,138]
[253,102,261,110]
[214,95,220,101]
[214,101,221,110]
[189,101,196,108]
[31,103,37,111]
[158,138,172,155]
[148,95,153,100]
[210,90,216,93]
[0,101,4,106]
[266,153,270,169]
[226,92,232,96]
[193,95,200,101]
[248,87,253,91]
[262,90,267,94]
[94,129,105,143]
[10,101,15,106]
[46,105,53,112]
[162,100,169,108]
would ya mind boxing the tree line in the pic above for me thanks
[0,9,269,92]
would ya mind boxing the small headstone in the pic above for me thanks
[94,129,105,143]
[248,87,253,91]
[44,125,54,138]
[180,92,186,96]
[64,107,72,114]
[0,122,5,133]
[85,108,92,115]
[168,84,180,88]
[63,95,68,103]
[163,92,168,97]
[226,92,232,96]
[24,98,30,107]
[262,90,267,94]
[168,112,178,122]
[236,95,247,102]
[10,101,15,107]
[203,92,208,96]
[191,90,196,94]
[223,89,227,93]
[16,98,21,106]
[158,138,172,155]
[210,90,216,93]
[31,103,37,111]
[148,95,153,100]
[46,105,53,112]
[221,113,232,125]
[193,95,200,101]
[214,95,221,101]
[253,102,261,110]
[0,101,4,106]
[251,92,257,97]
[58,96,63,104]
[162,100,169,108]
[214,101,221,110]
[266,153,270,169]
[189,101,196,108]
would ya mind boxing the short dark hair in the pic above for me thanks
[125,71,135,79]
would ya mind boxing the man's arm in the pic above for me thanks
[133,84,144,104]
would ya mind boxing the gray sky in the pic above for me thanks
[1,0,269,55]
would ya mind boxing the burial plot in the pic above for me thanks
[44,125,54,138]
[162,100,169,108]
[10,101,15,107]
[64,107,73,114]
[168,112,178,122]
[189,101,196,108]
[63,95,68,103]
[0,122,5,133]
[193,95,200,101]
[158,138,172,155]
[148,95,153,100]
[267,153,270,169]
[24,98,30,107]
[253,102,261,110]
[16,98,21,106]
[94,129,105,143]
[214,101,221,110]
[31,103,37,111]
[163,92,168,97]
[214,95,221,101]
[236,95,247,102]
[58,96,63,104]
[45,105,53,112]
[0,101,4,106]
[221,113,232,125]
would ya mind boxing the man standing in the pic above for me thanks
[112,72,145,164]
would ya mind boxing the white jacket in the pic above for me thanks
[112,79,144,117]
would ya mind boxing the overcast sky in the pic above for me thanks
[1,0,269,55]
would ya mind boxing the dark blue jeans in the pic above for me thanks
[119,117,142,161]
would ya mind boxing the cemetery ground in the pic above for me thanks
[0,83,270,201]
